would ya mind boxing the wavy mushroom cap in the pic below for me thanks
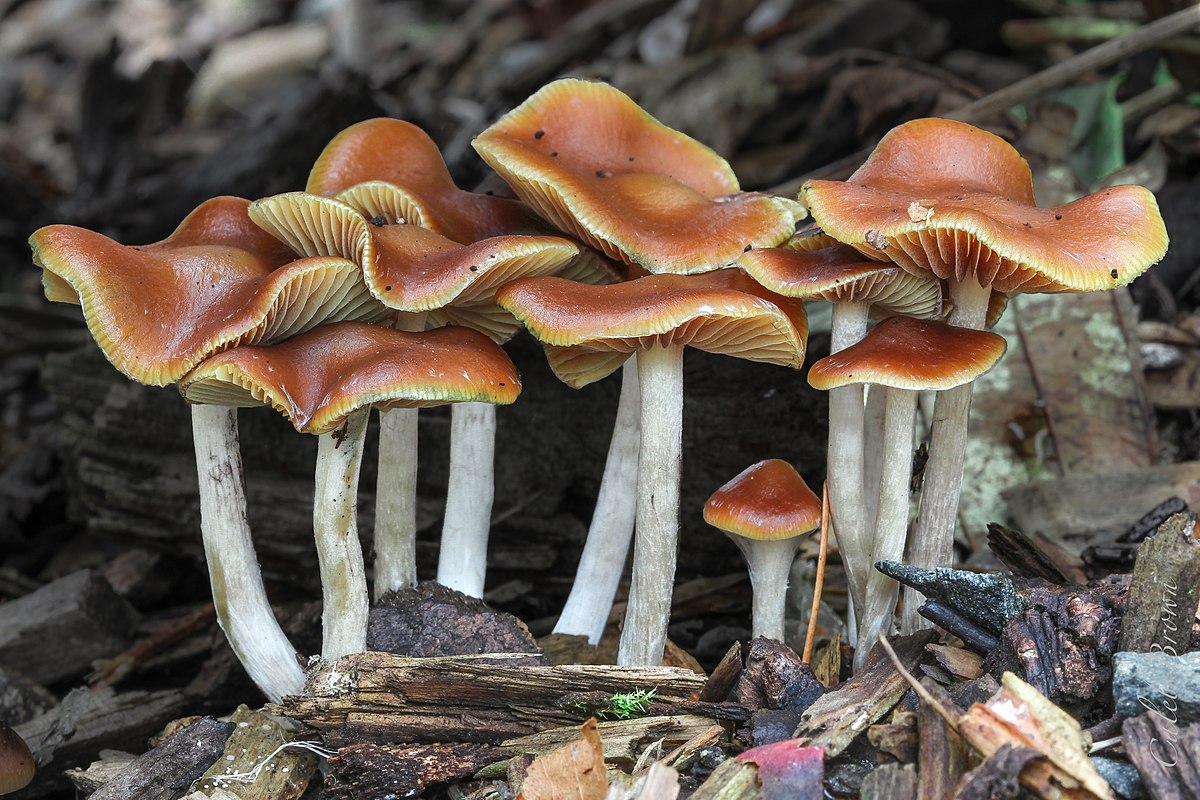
[496,269,808,388]
[808,316,1006,392]
[306,118,546,242]
[739,244,942,318]
[783,225,840,252]
[179,321,521,434]
[802,118,1169,293]
[249,192,578,341]
[30,197,388,386]
[473,79,804,274]
[704,459,823,541]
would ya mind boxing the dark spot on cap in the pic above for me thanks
[469,265,479,272]
[384,285,392,291]
[499,382,506,386]
[744,244,752,252]
[628,156,635,162]
[370,215,387,227]
[1023,222,1031,229]
[1111,269,1119,279]
[595,170,609,178]
[1055,214,1063,220]
[534,130,545,139]
[550,151,559,157]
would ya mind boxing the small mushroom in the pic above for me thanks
[809,316,1006,664]
[0,722,33,795]
[703,459,822,642]
[180,321,522,655]
[497,269,807,665]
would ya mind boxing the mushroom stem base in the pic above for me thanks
[314,407,371,659]
[192,404,305,702]
[554,359,640,645]
[734,536,802,643]
[437,402,497,598]
[373,406,419,598]
[618,345,683,667]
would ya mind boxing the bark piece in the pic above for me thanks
[87,717,234,800]
[860,763,917,800]
[987,578,1126,704]
[0,668,56,726]
[1114,651,1200,724]
[952,743,1039,800]
[282,652,708,746]
[986,523,1088,585]
[1122,713,1200,800]
[65,752,137,796]
[369,582,543,659]
[13,687,188,798]
[1118,512,1200,655]
[192,705,318,799]
[792,631,937,758]
[1118,497,1189,543]
[868,711,919,763]
[735,637,824,712]
[0,569,137,684]
[698,642,742,703]
[918,679,967,800]
[324,742,503,800]
[688,758,760,800]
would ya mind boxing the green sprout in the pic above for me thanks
[597,688,656,720]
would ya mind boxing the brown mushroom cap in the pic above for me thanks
[739,244,942,318]
[496,268,808,388]
[306,118,545,242]
[179,321,521,434]
[802,118,1169,293]
[704,459,822,541]
[472,79,804,274]
[249,192,578,341]
[30,197,388,386]
[0,722,34,794]
[807,316,1006,392]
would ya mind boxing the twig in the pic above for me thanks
[802,481,831,664]
[772,4,1200,194]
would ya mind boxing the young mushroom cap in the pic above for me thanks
[801,118,1168,293]
[306,118,546,242]
[473,79,804,274]
[0,722,34,795]
[808,316,1007,392]
[703,459,822,540]
[30,196,388,385]
[179,321,521,434]
[496,269,808,388]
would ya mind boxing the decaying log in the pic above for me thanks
[792,631,937,758]
[1118,511,1200,654]
[87,716,234,800]
[13,687,188,798]
[280,652,711,746]
[0,569,137,684]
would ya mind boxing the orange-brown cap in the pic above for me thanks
[496,269,807,388]
[802,118,1169,293]
[249,192,578,341]
[179,322,521,434]
[0,722,34,794]
[808,316,1006,392]
[739,245,942,318]
[30,197,389,386]
[472,79,804,274]
[306,118,546,242]
[704,459,822,541]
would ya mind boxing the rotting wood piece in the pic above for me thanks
[323,742,504,800]
[1123,711,1200,799]
[86,717,234,800]
[792,631,937,758]
[280,652,709,746]
[193,705,319,799]
[986,523,1088,585]
[916,678,967,800]
[1118,511,1200,655]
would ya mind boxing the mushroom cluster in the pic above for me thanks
[30,79,1169,690]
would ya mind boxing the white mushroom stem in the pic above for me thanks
[191,404,305,702]
[618,343,684,666]
[906,276,991,632]
[854,387,917,668]
[437,402,496,597]
[373,312,427,599]
[862,383,887,531]
[314,407,371,659]
[825,301,870,617]
[554,359,641,644]
[731,536,803,642]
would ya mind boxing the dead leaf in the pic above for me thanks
[957,673,1116,800]
[736,739,824,800]
[518,718,608,800]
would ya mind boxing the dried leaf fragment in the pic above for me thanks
[907,201,935,223]
[518,718,608,800]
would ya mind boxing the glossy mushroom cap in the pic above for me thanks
[496,269,808,388]
[30,197,389,386]
[473,79,804,274]
[179,321,521,434]
[802,118,1169,293]
[0,722,34,794]
[808,316,1006,392]
[704,459,822,541]
[739,244,942,318]
[307,118,546,242]
[250,192,579,341]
